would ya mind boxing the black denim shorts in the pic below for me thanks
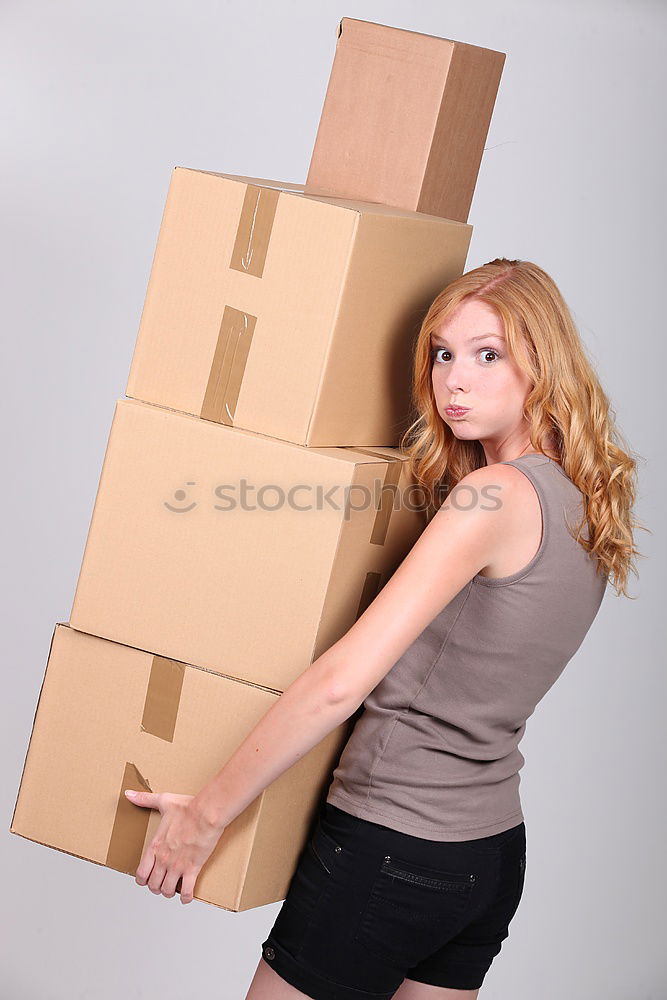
[261,801,527,999]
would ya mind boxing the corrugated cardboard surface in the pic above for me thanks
[305,17,506,224]
[126,166,471,446]
[10,624,351,911]
[69,398,427,690]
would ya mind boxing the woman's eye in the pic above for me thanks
[430,347,500,364]
[431,347,450,363]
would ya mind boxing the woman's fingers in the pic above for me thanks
[147,856,168,894]
[160,865,184,899]
[179,868,198,905]
[134,846,155,886]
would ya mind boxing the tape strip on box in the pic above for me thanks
[106,761,153,874]
[106,655,186,873]
[349,448,404,546]
[347,449,407,620]
[199,182,279,423]
[229,183,280,277]
[141,655,185,741]
[357,571,382,619]
[201,306,258,424]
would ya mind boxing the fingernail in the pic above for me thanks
[125,790,137,797]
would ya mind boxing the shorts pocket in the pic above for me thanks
[352,853,477,969]
[307,819,342,875]
[288,818,344,916]
[271,816,347,960]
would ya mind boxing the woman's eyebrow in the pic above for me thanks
[430,333,506,345]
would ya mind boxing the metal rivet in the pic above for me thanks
[384,855,391,862]
[469,874,476,881]
[264,946,275,961]
[335,845,342,853]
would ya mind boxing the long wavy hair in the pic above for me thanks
[400,258,647,599]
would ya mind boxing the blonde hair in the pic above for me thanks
[400,258,647,599]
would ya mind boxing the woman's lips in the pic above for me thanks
[445,405,470,418]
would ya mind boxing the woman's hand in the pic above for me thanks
[124,789,226,904]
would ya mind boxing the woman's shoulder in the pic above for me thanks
[447,460,546,553]
[452,458,544,509]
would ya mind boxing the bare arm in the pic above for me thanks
[190,648,351,829]
[191,462,523,832]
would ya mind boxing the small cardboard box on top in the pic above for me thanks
[69,398,427,691]
[10,624,351,911]
[125,166,472,448]
[305,17,506,224]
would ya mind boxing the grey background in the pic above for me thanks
[2,1,665,997]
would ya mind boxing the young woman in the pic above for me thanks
[126,259,643,1000]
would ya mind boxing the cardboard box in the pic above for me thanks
[125,166,472,447]
[69,398,427,690]
[10,624,351,911]
[305,17,506,224]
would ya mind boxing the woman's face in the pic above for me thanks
[430,298,534,462]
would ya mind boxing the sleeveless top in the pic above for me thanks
[325,453,609,841]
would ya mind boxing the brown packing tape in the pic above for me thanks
[346,451,406,622]
[200,182,279,424]
[356,571,382,620]
[348,449,404,547]
[106,655,186,874]
[201,306,257,424]
[141,655,185,742]
[229,183,280,278]
[106,761,153,874]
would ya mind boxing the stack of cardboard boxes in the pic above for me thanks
[11,18,505,912]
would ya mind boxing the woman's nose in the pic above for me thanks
[444,368,468,393]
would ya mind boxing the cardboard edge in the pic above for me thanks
[9,622,63,834]
[65,620,284,696]
[175,165,305,194]
[304,211,360,446]
[9,827,128,874]
[338,16,506,57]
[69,400,121,624]
[119,396,392,468]
[231,792,267,911]
[10,825,239,912]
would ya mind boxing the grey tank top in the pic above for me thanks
[326,453,608,841]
